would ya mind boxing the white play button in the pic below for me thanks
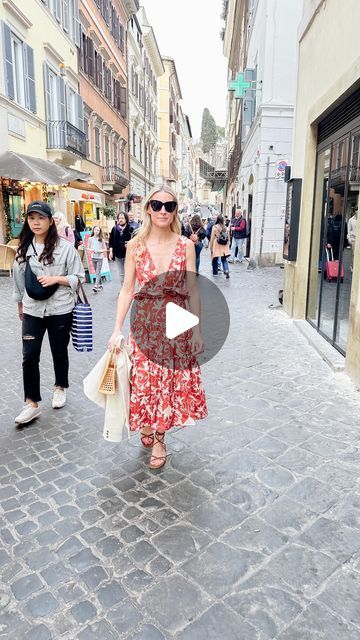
[165,302,199,339]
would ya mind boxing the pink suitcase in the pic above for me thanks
[325,247,344,282]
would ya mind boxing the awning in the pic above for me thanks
[68,180,107,194]
[0,151,89,184]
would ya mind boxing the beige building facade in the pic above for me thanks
[157,56,182,191]
[284,0,360,383]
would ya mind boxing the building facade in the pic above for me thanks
[177,108,195,212]
[0,0,84,240]
[223,0,303,264]
[127,7,163,218]
[157,56,182,190]
[283,0,360,383]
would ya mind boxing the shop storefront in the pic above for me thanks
[306,90,360,355]
[68,186,105,228]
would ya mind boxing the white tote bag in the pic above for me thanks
[83,336,133,443]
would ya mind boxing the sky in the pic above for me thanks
[141,0,228,141]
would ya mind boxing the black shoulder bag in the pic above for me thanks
[25,244,59,301]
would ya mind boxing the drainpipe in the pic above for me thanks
[258,155,270,267]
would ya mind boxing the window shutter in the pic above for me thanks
[119,23,124,53]
[43,63,51,120]
[2,22,15,100]
[77,93,83,131]
[87,38,94,79]
[71,0,80,47]
[62,0,69,31]
[120,85,126,118]
[58,75,66,146]
[55,0,61,22]
[24,44,36,113]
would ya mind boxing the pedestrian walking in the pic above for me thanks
[89,225,106,292]
[13,201,84,425]
[108,185,208,470]
[209,215,230,278]
[109,212,132,281]
[228,208,247,263]
[183,214,206,274]
[53,211,75,245]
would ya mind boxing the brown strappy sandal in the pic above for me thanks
[140,430,155,449]
[149,431,167,470]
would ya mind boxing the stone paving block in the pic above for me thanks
[106,598,143,635]
[69,548,100,572]
[26,591,59,617]
[226,568,304,638]
[25,548,56,571]
[125,624,165,640]
[11,572,43,601]
[25,624,52,640]
[122,569,153,593]
[318,570,360,627]
[256,464,296,489]
[261,495,315,535]
[70,600,97,624]
[266,543,338,597]
[286,477,340,513]
[40,562,71,587]
[278,602,360,640]
[182,542,264,598]
[220,477,278,513]
[152,522,211,563]
[96,580,127,608]
[189,495,247,536]
[77,619,118,640]
[80,565,109,590]
[138,573,212,634]
[223,515,289,555]
[178,603,263,640]
[158,479,210,514]
[299,517,360,563]
[276,447,323,474]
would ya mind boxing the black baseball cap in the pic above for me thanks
[26,201,53,217]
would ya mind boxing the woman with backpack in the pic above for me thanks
[13,201,84,426]
[183,214,206,274]
[209,214,230,278]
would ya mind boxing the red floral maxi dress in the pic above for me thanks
[128,236,208,432]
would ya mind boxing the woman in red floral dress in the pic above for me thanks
[108,186,208,469]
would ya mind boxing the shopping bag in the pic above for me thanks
[72,281,93,352]
[98,348,116,395]
[83,336,132,442]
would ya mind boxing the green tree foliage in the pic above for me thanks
[200,108,218,153]
[217,125,225,139]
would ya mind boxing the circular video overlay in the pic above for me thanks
[130,270,230,370]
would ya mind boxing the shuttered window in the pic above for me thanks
[2,22,36,114]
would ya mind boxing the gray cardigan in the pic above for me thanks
[13,237,85,318]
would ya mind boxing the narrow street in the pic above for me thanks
[1,262,360,640]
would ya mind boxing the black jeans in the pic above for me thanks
[22,312,73,402]
[212,256,229,275]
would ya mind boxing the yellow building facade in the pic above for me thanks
[0,0,84,240]
[157,57,182,191]
[284,0,360,383]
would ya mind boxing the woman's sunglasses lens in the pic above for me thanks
[150,200,177,213]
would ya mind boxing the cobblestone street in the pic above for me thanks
[1,259,360,640]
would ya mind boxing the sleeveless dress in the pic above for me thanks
[129,235,208,432]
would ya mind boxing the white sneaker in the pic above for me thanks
[15,404,41,425]
[227,258,234,263]
[52,388,66,409]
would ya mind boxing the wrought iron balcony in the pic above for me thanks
[46,121,86,158]
[102,165,129,193]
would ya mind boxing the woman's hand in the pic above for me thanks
[108,331,122,352]
[37,275,59,287]
[191,330,205,356]
[109,248,113,260]
[18,302,23,321]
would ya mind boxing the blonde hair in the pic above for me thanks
[53,211,69,233]
[132,185,181,245]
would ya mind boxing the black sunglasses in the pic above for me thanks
[149,199,177,213]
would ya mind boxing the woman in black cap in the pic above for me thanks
[13,201,84,425]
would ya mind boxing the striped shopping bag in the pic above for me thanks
[71,281,93,352]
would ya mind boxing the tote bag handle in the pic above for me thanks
[76,279,89,305]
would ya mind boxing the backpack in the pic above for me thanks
[216,226,229,245]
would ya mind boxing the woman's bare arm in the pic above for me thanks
[108,240,137,348]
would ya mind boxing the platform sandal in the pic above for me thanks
[149,431,167,470]
[140,430,154,449]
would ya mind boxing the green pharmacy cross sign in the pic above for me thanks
[229,72,252,98]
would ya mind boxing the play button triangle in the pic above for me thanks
[165,302,199,340]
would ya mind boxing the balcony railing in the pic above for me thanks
[46,121,86,157]
[102,165,128,190]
